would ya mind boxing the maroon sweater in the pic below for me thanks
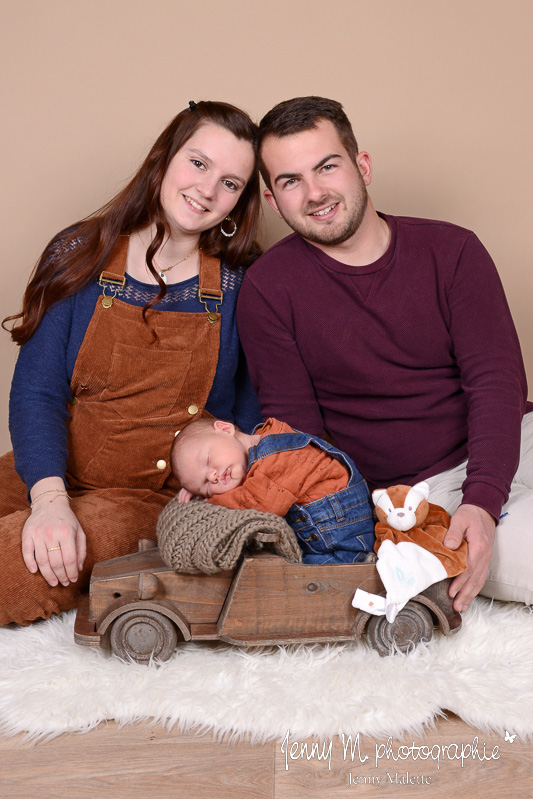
[237,214,529,521]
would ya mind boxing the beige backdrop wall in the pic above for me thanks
[1,0,531,453]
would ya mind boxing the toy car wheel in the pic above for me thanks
[365,601,433,656]
[109,609,178,664]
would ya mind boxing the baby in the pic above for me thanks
[172,417,375,564]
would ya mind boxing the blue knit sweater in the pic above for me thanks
[9,264,261,491]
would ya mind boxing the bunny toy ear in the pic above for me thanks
[401,482,430,514]
[372,488,388,508]
[411,481,430,500]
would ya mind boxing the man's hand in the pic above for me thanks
[444,503,496,612]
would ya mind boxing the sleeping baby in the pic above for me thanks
[171,417,375,565]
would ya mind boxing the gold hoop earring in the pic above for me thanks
[220,216,237,238]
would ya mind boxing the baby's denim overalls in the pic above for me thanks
[249,428,375,564]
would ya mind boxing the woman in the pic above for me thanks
[0,100,262,626]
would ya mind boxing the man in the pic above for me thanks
[237,96,532,613]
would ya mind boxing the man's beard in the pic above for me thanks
[280,185,369,247]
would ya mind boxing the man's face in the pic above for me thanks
[261,119,371,247]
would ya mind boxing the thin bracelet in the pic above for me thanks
[30,489,71,509]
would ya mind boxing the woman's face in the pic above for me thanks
[160,122,255,238]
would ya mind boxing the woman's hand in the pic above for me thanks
[22,479,86,586]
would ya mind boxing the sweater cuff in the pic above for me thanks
[461,482,507,524]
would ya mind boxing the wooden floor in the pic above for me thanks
[0,714,530,798]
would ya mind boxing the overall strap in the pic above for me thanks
[198,250,222,322]
[249,431,313,463]
[249,428,364,485]
[98,236,128,307]
[198,249,222,296]
[99,235,129,282]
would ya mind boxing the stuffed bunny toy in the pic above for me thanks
[352,481,467,623]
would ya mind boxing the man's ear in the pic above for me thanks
[263,188,283,219]
[213,420,235,436]
[356,152,373,186]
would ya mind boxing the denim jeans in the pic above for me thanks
[249,428,375,564]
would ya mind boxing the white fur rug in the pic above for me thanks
[1,597,532,743]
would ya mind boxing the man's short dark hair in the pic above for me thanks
[258,96,359,190]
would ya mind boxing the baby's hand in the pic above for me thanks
[178,488,195,503]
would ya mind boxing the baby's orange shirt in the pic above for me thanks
[208,418,349,516]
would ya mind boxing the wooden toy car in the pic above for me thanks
[74,538,462,663]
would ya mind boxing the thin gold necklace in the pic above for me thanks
[137,230,197,284]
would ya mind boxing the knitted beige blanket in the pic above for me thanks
[156,497,302,574]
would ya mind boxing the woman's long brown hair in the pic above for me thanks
[3,101,261,345]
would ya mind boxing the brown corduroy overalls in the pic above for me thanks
[0,237,221,625]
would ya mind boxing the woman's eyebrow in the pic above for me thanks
[187,148,246,185]
[187,147,211,164]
